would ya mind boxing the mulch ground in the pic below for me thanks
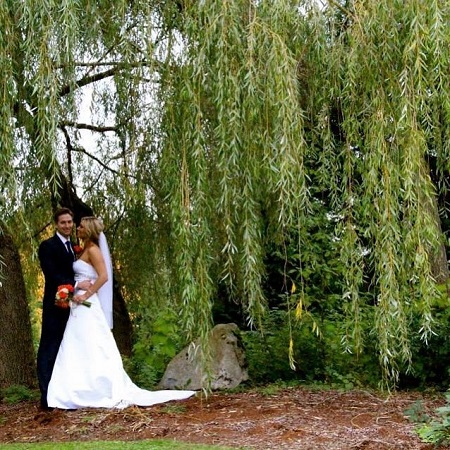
[1,387,449,449]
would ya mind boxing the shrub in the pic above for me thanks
[0,385,38,404]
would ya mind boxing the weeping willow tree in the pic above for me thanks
[1,0,449,386]
[315,0,450,383]
[157,0,450,384]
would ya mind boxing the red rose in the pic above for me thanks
[55,299,70,309]
[73,245,83,254]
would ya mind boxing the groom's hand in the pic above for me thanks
[77,280,92,291]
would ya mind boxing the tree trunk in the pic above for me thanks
[113,281,133,356]
[422,159,449,285]
[429,196,449,285]
[0,225,36,388]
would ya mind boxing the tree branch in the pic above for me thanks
[326,0,354,20]
[58,61,155,97]
[60,126,74,185]
[59,67,118,97]
[60,121,117,133]
[71,145,135,179]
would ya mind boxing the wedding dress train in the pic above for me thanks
[47,259,195,409]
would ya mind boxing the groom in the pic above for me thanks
[36,208,90,410]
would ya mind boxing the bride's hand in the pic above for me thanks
[73,290,92,304]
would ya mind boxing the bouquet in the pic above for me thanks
[55,284,91,308]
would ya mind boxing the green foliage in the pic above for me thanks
[0,385,38,404]
[2,0,450,391]
[404,400,431,424]
[399,288,450,388]
[159,404,187,414]
[242,310,308,384]
[242,308,381,388]
[129,308,183,389]
[414,392,450,445]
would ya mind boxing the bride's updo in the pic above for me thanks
[80,216,104,246]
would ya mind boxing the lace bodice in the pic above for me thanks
[73,259,98,282]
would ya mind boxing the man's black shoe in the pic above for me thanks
[39,401,54,412]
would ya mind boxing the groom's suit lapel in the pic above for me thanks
[51,234,73,263]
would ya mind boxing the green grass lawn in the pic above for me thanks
[0,441,241,450]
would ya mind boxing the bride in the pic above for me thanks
[47,216,196,409]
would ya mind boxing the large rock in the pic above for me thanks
[158,323,248,390]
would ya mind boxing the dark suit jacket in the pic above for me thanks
[39,234,75,312]
[36,234,75,406]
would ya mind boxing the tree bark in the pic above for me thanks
[0,225,36,388]
[422,159,449,286]
[113,281,133,357]
[429,195,449,285]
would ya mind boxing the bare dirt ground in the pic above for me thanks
[1,387,449,449]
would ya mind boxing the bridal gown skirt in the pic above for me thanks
[48,260,195,409]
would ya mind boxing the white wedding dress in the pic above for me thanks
[47,259,195,409]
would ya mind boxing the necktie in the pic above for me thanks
[65,241,74,259]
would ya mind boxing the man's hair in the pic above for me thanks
[54,207,74,223]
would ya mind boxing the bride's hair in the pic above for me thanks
[80,216,104,245]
